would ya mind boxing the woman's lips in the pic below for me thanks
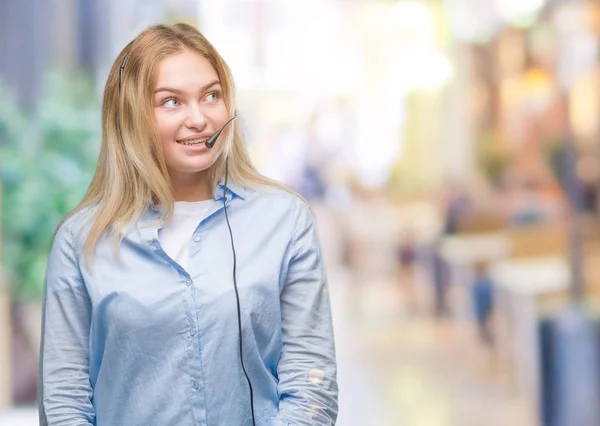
[176,136,210,146]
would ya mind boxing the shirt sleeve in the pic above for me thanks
[38,223,95,426]
[272,197,338,425]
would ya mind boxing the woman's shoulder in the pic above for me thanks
[248,184,312,217]
[53,204,98,247]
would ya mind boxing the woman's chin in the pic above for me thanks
[171,158,217,175]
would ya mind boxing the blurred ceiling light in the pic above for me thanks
[494,0,547,27]
[390,48,454,93]
[444,0,503,42]
[386,1,432,29]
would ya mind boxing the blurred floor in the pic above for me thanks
[0,203,536,426]
[0,407,36,426]
[330,267,534,426]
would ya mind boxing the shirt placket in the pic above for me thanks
[184,198,231,425]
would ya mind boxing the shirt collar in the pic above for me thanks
[133,181,248,243]
[214,179,246,201]
[146,180,247,212]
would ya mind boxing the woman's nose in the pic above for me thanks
[184,103,207,130]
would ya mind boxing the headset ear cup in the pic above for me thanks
[119,53,129,90]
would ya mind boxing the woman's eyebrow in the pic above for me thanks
[154,80,221,95]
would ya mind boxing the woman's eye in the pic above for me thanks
[162,98,180,108]
[205,92,218,102]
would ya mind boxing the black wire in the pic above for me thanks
[223,159,256,426]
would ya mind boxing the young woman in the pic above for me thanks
[38,23,338,426]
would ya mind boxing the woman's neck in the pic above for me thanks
[170,172,213,202]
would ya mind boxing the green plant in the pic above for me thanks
[0,71,101,300]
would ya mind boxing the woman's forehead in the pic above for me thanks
[155,51,219,91]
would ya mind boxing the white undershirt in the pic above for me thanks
[158,200,213,270]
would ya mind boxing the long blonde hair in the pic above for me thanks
[65,23,300,263]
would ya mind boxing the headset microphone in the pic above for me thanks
[205,114,237,149]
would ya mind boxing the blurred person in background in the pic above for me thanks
[428,183,472,318]
[38,23,337,426]
[470,261,495,346]
[396,228,420,315]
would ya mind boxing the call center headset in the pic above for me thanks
[120,54,257,425]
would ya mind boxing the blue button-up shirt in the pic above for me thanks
[39,182,338,425]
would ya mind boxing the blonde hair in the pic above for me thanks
[64,23,301,264]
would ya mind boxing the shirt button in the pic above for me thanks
[185,279,192,286]
[190,329,197,337]
[192,381,199,390]
[193,235,201,242]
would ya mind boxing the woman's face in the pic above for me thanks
[153,50,229,178]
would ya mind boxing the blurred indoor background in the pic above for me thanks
[2,0,600,425]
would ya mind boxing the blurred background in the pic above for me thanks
[2,0,600,425]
